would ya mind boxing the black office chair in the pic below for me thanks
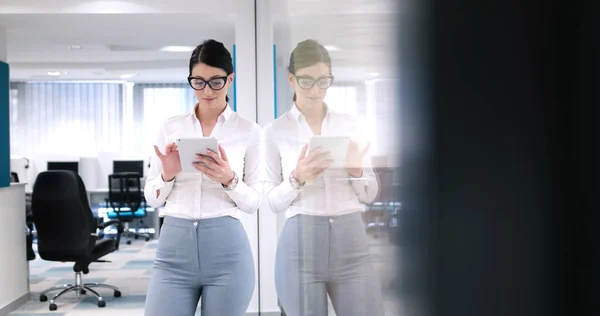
[31,170,124,311]
[106,172,150,244]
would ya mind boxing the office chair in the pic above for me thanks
[31,170,124,311]
[106,172,151,244]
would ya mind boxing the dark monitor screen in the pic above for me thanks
[113,160,144,177]
[47,161,79,174]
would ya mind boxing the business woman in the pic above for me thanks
[263,39,385,316]
[144,39,260,316]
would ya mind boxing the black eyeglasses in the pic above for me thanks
[294,75,334,90]
[187,76,229,91]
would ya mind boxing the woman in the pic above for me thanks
[264,39,385,315]
[144,39,260,316]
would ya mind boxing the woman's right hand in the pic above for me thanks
[154,142,182,182]
[292,144,333,184]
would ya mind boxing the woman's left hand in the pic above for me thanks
[193,145,235,186]
[345,140,370,178]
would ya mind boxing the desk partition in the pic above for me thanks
[0,183,29,314]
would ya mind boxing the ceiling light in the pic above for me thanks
[367,72,380,77]
[47,71,60,76]
[68,45,83,50]
[324,45,340,51]
[120,74,137,79]
[160,46,195,52]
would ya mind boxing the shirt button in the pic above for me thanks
[193,222,198,227]
[329,219,334,223]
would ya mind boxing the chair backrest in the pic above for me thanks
[31,170,96,262]
[10,172,19,182]
[108,172,143,220]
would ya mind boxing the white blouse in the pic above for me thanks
[144,104,262,220]
[263,105,378,218]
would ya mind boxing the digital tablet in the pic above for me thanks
[307,136,350,169]
[175,137,219,173]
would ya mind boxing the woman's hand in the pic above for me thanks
[193,145,235,186]
[154,142,182,182]
[345,140,370,177]
[292,144,333,184]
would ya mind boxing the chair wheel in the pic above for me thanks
[98,300,106,308]
[39,294,47,302]
[80,289,86,294]
[49,303,57,311]
[145,237,150,241]
[126,240,131,245]
[114,290,122,297]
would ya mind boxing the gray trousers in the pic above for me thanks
[275,212,385,316]
[144,215,255,316]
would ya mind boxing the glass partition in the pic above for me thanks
[256,0,402,314]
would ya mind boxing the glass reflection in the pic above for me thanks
[264,39,385,316]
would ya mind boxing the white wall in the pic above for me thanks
[255,0,283,313]
[0,184,29,313]
[0,24,6,62]
[233,6,262,314]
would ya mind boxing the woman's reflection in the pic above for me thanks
[263,39,384,316]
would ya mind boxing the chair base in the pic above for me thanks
[121,230,151,244]
[39,271,121,311]
[119,221,151,244]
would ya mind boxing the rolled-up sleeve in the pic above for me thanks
[349,118,379,204]
[262,125,302,214]
[224,124,262,214]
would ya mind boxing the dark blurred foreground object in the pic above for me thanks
[397,0,596,315]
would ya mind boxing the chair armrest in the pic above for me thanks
[98,220,124,232]
[97,219,124,250]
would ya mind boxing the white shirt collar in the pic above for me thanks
[190,103,234,122]
[289,103,332,122]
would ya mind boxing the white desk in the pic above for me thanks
[0,183,29,315]
[25,188,144,203]
[23,187,159,237]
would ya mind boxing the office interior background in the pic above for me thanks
[0,0,402,315]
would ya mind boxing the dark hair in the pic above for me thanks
[288,39,332,102]
[189,39,234,103]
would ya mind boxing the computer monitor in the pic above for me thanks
[47,161,79,174]
[113,160,144,178]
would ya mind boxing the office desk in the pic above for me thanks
[88,188,160,239]
[87,188,144,203]
[26,188,145,206]
[24,188,160,238]
[0,183,29,315]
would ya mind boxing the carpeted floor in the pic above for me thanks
[8,234,404,316]
[9,239,165,316]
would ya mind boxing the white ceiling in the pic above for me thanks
[2,14,234,82]
[0,0,399,83]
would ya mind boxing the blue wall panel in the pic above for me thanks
[0,61,9,188]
